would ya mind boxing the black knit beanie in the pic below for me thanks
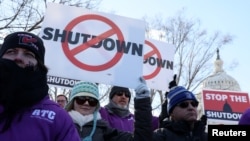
[0,32,45,63]
[109,86,131,101]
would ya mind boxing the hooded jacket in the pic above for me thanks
[0,96,80,141]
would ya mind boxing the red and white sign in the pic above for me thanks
[40,3,146,88]
[143,39,174,91]
[202,89,250,123]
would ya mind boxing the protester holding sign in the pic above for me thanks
[0,31,80,141]
[153,86,208,141]
[65,77,152,141]
[100,85,159,132]
[99,86,134,132]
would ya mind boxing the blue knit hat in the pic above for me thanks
[167,86,198,114]
[66,81,100,110]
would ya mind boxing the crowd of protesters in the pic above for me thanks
[0,31,226,141]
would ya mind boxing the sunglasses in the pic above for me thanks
[75,96,98,107]
[115,91,130,98]
[177,101,199,109]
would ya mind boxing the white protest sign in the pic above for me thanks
[143,39,175,91]
[40,3,146,88]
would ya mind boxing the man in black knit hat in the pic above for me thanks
[0,31,80,141]
[100,85,159,132]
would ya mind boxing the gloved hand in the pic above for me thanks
[135,76,150,99]
[168,74,177,90]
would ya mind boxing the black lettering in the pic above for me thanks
[116,40,130,53]
[81,33,91,44]
[68,31,80,44]
[103,38,115,50]
[54,29,67,42]
[42,27,54,40]
[41,28,143,57]
[148,57,156,65]
[131,43,143,56]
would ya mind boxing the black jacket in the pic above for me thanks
[153,120,207,141]
[75,98,152,141]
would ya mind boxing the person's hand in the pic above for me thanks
[168,74,177,90]
[135,76,150,99]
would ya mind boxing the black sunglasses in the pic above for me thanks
[115,91,130,98]
[177,101,199,109]
[75,96,98,107]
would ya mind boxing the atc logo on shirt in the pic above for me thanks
[31,109,56,123]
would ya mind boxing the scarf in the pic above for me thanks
[68,110,101,127]
[69,110,101,141]
[105,100,131,117]
[0,59,48,132]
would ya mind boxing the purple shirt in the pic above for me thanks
[100,107,159,132]
[100,107,134,132]
[0,96,80,141]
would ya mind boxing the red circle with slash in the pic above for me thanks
[143,40,162,79]
[62,14,124,71]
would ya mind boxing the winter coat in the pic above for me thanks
[99,107,135,132]
[153,120,208,141]
[0,96,81,141]
[76,98,152,141]
[100,104,159,132]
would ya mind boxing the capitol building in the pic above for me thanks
[197,49,244,125]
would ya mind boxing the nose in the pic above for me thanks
[13,52,25,62]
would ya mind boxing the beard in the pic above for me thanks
[0,59,48,132]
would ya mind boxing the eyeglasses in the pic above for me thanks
[177,101,199,109]
[115,91,130,98]
[75,96,98,107]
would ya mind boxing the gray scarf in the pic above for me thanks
[104,100,131,117]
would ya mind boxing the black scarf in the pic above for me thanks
[0,59,49,132]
